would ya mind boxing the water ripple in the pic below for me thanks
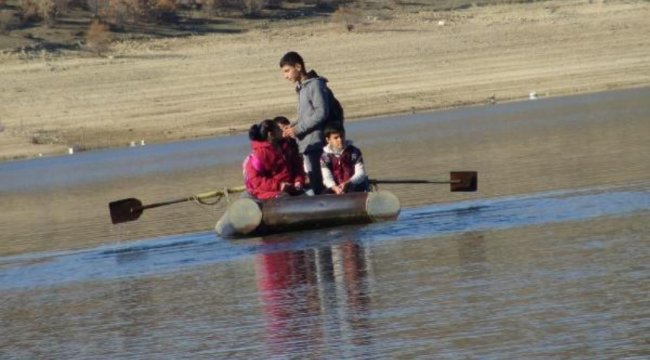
[1,184,648,290]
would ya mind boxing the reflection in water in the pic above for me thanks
[339,241,372,347]
[1,184,648,358]
[255,248,321,356]
[114,248,149,264]
[456,232,488,279]
[2,186,647,291]
[254,239,372,357]
[114,279,155,352]
[1,212,648,358]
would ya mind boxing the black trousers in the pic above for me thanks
[303,150,324,195]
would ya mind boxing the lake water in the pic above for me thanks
[1,88,649,359]
[2,183,648,359]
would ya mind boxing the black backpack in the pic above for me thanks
[306,70,345,128]
[326,86,344,128]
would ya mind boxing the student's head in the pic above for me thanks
[249,119,281,143]
[279,51,306,83]
[324,123,346,150]
[272,116,291,130]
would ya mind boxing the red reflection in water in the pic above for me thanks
[254,240,371,355]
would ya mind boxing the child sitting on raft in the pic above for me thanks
[320,123,369,195]
[243,119,305,200]
[274,115,318,194]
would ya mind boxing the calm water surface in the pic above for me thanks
[2,88,649,359]
[2,184,648,359]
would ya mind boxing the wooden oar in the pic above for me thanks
[370,171,477,192]
[109,186,245,224]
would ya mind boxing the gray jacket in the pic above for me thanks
[293,72,332,154]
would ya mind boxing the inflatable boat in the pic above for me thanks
[215,191,401,238]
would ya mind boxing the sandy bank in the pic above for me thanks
[1,0,649,161]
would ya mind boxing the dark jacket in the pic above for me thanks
[320,141,368,192]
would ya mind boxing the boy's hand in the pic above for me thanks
[333,181,350,195]
[283,126,296,138]
[341,181,351,192]
[280,182,291,192]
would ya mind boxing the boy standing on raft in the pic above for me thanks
[320,123,369,194]
[279,51,343,195]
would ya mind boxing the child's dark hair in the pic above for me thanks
[272,116,290,127]
[249,119,279,141]
[324,122,345,139]
[279,51,305,70]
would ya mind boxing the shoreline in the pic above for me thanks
[0,85,630,163]
[1,87,648,256]
[1,0,649,162]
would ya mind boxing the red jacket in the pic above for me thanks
[244,140,305,200]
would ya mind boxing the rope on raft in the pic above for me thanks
[193,195,223,206]
[191,187,236,206]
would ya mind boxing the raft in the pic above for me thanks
[215,191,401,238]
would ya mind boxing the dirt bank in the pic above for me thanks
[1,0,649,161]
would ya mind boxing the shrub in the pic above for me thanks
[0,10,20,34]
[152,0,178,22]
[103,0,148,26]
[240,0,265,17]
[16,0,58,24]
[85,19,110,54]
[154,0,175,12]
[266,0,280,9]
[38,0,57,25]
[54,0,72,15]
[331,6,362,31]
[20,0,41,22]
[86,0,107,17]
[202,0,220,14]
[317,0,351,11]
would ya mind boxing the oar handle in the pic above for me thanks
[139,186,246,211]
[370,172,477,192]
[139,197,193,211]
[370,179,453,184]
[194,186,246,201]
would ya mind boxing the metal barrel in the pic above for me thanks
[214,198,263,238]
[215,191,400,238]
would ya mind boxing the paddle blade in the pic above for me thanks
[450,171,477,192]
[109,198,144,224]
